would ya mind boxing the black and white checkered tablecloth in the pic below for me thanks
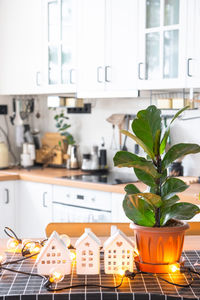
[1,250,200,300]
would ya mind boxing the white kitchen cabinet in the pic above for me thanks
[17,181,52,238]
[42,0,77,94]
[111,193,130,223]
[138,0,188,90]
[185,0,200,88]
[77,0,138,98]
[53,185,112,223]
[0,0,42,95]
[0,181,16,238]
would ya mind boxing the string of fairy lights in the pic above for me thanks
[0,227,200,291]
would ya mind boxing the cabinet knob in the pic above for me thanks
[43,192,48,207]
[70,69,76,84]
[138,62,145,80]
[36,71,41,86]
[97,66,103,83]
[4,188,9,204]
[91,197,95,202]
[187,58,193,77]
[105,66,111,82]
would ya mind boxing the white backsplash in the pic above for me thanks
[0,95,200,176]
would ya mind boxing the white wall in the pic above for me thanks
[0,95,200,176]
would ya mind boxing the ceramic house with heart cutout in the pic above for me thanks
[103,226,135,274]
[36,231,71,275]
[75,228,101,275]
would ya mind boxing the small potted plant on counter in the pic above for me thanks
[113,105,200,273]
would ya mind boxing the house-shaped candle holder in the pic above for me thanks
[75,228,101,275]
[36,231,71,275]
[104,227,135,274]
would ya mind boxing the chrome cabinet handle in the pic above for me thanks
[36,71,41,86]
[138,62,145,80]
[97,66,103,83]
[187,58,192,77]
[105,66,111,82]
[4,188,9,204]
[69,68,76,84]
[43,192,48,207]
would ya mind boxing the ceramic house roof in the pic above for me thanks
[103,229,134,250]
[75,228,101,248]
[36,231,71,264]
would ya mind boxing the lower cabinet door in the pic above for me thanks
[0,181,16,238]
[17,181,52,238]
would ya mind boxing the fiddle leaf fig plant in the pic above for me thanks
[113,105,200,227]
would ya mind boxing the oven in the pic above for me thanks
[52,185,112,223]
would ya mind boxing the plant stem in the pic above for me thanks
[155,156,162,227]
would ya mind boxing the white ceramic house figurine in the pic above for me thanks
[36,231,71,275]
[104,226,135,274]
[75,228,101,275]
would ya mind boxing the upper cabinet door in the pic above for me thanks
[138,0,187,90]
[42,0,77,94]
[77,0,105,97]
[186,0,200,88]
[0,0,42,95]
[77,0,138,98]
[105,0,138,97]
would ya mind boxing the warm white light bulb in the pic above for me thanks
[49,267,64,283]
[118,269,125,276]
[29,242,42,254]
[60,234,71,248]
[0,251,6,264]
[169,264,179,273]
[7,238,20,250]
[70,250,76,261]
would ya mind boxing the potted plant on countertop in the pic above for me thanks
[113,105,200,273]
[54,111,75,147]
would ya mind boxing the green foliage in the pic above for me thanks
[54,110,75,146]
[113,105,200,227]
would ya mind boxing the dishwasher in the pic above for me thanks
[52,186,112,223]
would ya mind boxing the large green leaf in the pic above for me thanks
[162,143,200,170]
[129,193,162,208]
[160,202,200,226]
[132,105,162,155]
[113,151,140,166]
[116,160,160,178]
[161,195,180,209]
[160,106,189,155]
[161,178,189,200]
[134,168,156,187]
[121,130,154,159]
[123,194,155,226]
[124,184,140,195]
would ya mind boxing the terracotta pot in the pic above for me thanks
[131,221,189,265]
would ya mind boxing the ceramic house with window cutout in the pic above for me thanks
[36,231,71,275]
[75,228,101,275]
[104,226,135,274]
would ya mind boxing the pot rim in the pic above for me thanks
[130,220,189,233]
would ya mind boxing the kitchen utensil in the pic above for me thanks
[91,145,99,170]
[70,145,79,169]
[106,114,125,150]
[81,154,92,171]
[110,125,117,150]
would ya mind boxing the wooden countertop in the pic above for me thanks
[0,168,199,203]
[0,167,146,193]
